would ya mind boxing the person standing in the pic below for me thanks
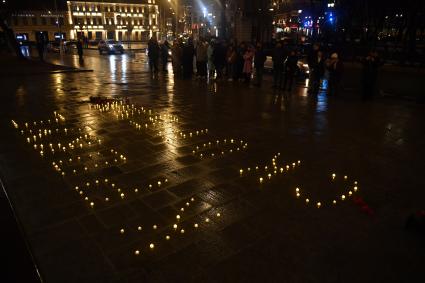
[161,40,170,72]
[182,38,195,79]
[307,43,320,93]
[254,42,267,86]
[207,40,215,79]
[282,50,298,91]
[76,39,84,61]
[326,52,344,96]
[361,51,381,100]
[196,40,208,78]
[36,33,45,61]
[172,38,183,75]
[148,37,160,74]
[309,50,325,94]
[234,43,246,81]
[272,41,285,88]
[226,45,236,81]
[243,45,255,84]
[213,41,226,80]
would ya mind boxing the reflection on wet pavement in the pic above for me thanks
[1,51,425,282]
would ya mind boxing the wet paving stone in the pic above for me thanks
[1,52,425,282]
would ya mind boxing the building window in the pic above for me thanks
[59,17,64,25]
[32,17,37,25]
[22,17,28,25]
[50,18,56,25]
[41,17,46,25]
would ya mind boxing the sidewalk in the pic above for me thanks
[0,53,91,76]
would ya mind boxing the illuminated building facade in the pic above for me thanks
[9,11,69,42]
[67,0,160,41]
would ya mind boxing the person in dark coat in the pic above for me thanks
[148,37,160,74]
[76,39,84,60]
[234,43,245,81]
[308,50,325,94]
[254,42,267,87]
[161,40,170,72]
[196,39,208,78]
[272,41,286,88]
[326,52,344,96]
[36,34,45,61]
[282,50,298,91]
[213,41,226,79]
[361,51,381,100]
[182,39,195,79]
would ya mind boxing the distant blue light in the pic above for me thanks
[328,11,334,24]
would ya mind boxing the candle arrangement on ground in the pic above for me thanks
[11,101,363,262]
[192,138,248,159]
[292,174,359,208]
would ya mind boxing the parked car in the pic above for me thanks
[98,39,124,54]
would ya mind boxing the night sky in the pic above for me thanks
[6,0,68,10]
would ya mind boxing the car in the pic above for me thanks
[98,39,124,54]
[264,55,310,78]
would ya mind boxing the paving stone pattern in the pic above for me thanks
[1,54,425,283]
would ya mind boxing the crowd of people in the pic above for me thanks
[147,36,382,99]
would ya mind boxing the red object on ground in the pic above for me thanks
[353,196,375,216]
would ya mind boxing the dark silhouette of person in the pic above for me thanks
[161,40,170,72]
[309,50,325,94]
[283,50,298,91]
[148,37,160,74]
[361,51,382,100]
[182,38,195,79]
[272,41,286,88]
[36,33,45,61]
[254,42,267,87]
[326,52,344,96]
[76,39,84,61]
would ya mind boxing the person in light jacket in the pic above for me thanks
[243,45,255,84]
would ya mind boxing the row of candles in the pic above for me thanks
[238,153,360,208]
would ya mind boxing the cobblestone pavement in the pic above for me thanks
[1,52,425,283]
